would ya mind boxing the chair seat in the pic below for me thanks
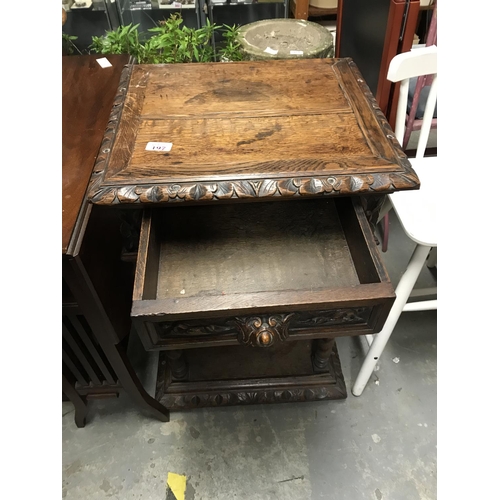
[389,156,438,247]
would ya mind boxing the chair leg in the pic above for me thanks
[352,244,432,396]
[382,213,390,252]
[376,197,392,253]
[427,247,437,268]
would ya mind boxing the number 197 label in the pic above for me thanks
[145,142,173,152]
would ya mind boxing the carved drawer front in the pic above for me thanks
[131,197,395,351]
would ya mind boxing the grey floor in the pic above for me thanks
[62,201,437,500]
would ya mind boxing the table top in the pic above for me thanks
[62,54,130,255]
[87,58,419,206]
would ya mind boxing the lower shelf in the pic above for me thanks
[155,339,347,410]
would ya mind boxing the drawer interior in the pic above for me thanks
[133,197,392,318]
[158,199,359,299]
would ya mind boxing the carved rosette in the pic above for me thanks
[234,314,295,347]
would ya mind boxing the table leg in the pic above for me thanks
[62,374,88,428]
[165,350,189,380]
[313,338,336,372]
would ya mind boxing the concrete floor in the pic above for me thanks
[62,209,437,500]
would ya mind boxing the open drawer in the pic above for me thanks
[132,197,395,351]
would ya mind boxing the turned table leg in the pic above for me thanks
[165,350,189,380]
[313,338,336,373]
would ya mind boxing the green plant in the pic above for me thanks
[88,14,242,63]
[89,24,144,61]
[62,33,81,55]
[218,24,243,62]
[143,14,218,63]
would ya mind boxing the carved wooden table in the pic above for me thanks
[62,54,169,425]
[88,58,419,411]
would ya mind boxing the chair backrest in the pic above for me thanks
[387,45,438,159]
[401,3,437,149]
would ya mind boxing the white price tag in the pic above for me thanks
[96,57,112,68]
[290,50,303,55]
[145,142,173,152]
[173,1,182,6]
[264,47,278,55]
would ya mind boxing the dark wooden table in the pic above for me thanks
[85,58,419,411]
[62,54,169,426]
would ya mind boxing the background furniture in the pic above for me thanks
[87,57,420,411]
[401,2,437,150]
[335,0,421,129]
[352,44,438,396]
[62,0,119,52]
[380,2,436,252]
[206,0,288,46]
[62,54,169,426]
[290,0,337,20]
[118,0,201,32]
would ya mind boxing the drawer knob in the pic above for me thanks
[234,314,294,348]
[259,331,272,345]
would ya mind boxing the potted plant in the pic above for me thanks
[88,14,243,63]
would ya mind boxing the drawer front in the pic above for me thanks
[134,304,392,351]
[132,197,395,350]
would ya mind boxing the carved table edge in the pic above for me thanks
[85,58,420,206]
[88,171,419,205]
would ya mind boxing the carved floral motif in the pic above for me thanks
[89,172,418,206]
[234,314,295,347]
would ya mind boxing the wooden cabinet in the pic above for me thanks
[88,57,419,412]
[131,196,393,410]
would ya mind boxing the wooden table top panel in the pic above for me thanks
[88,58,419,206]
[134,59,351,117]
[62,54,130,254]
[109,114,393,183]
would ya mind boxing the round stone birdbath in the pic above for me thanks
[238,19,334,61]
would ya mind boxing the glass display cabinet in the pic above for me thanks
[62,1,121,52]
[63,0,290,53]
[117,0,202,31]
[206,0,288,44]
[63,0,202,54]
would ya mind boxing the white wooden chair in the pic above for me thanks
[352,45,438,396]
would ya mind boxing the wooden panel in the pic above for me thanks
[88,58,419,206]
[62,54,131,254]
[155,340,347,410]
[117,114,391,183]
[132,283,393,320]
[154,199,360,301]
[188,341,314,380]
[134,60,351,118]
